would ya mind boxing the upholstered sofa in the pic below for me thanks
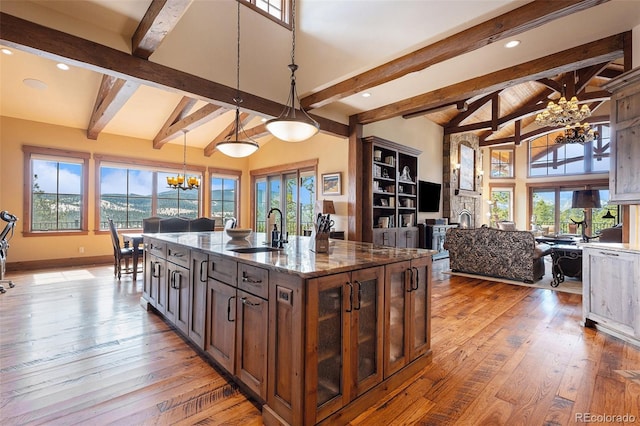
[443,226,550,283]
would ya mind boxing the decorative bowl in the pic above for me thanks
[225,228,252,240]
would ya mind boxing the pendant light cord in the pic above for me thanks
[182,130,188,177]
[290,0,296,66]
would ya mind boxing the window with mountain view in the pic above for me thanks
[99,164,200,230]
[211,176,238,227]
[23,145,90,234]
[490,148,514,178]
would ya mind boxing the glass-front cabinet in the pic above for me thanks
[384,257,431,377]
[307,266,384,423]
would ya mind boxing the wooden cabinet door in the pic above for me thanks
[384,260,411,377]
[350,266,384,397]
[408,256,431,360]
[397,227,418,248]
[189,251,208,349]
[306,273,350,424]
[144,254,165,309]
[584,248,640,338]
[205,279,236,372]
[166,262,190,335]
[236,290,268,398]
[373,228,396,247]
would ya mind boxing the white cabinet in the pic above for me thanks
[602,67,640,204]
[582,244,640,346]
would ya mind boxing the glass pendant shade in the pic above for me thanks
[216,0,259,158]
[266,113,319,142]
[216,138,259,158]
[266,0,319,143]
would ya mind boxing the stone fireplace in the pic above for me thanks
[442,133,483,228]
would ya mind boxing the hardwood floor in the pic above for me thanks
[1,261,638,425]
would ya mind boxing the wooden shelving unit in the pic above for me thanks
[362,136,421,247]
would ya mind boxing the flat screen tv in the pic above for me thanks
[418,181,441,212]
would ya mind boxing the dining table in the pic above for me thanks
[121,233,144,281]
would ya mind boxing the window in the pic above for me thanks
[489,186,514,226]
[241,0,291,27]
[211,174,240,227]
[23,146,89,234]
[95,155,204,230]
[252,161,317,235]
[528,124,610,177]
[490,148,514,178]
[529,181,611,235]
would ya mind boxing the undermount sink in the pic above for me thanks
[229,246,280,254]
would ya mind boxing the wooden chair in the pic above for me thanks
[189,217,215,232]
[158,217,189,233]
[108,219,142,279]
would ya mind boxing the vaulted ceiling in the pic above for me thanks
[1,0,638,152]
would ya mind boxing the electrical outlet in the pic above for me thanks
[79,247,85,254]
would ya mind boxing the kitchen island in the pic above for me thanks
[141,231,435,425]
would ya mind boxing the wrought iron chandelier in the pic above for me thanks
[216,0,259,158]
[535,85,592,128]
[265,0,319,143]
[167,130,200,190]
[554,122,598,145]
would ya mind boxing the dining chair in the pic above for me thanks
[108,218,142,279]
[224,217,237,230]
[189,217,215,232]
[142,216,161,233]
[158,217,189,233]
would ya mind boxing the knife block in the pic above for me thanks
[312,232,329,253]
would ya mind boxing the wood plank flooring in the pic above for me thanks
[1,261,638,425]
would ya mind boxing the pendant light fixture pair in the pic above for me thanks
[216,0,259,158]
[265,0,319,143]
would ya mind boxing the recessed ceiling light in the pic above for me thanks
[56,63,70,71]
[1,48,13,55]
[504,40,520,49]
[23,78,48,90]
[362,92,371,98]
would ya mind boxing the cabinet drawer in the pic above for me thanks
[238,263,269,299]
[209,253,237,286]
[145,239,166,258]
[166,243,190,268]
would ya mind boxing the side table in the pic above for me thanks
[549,244,582,287]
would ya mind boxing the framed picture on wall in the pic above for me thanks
[458,144,475,191]
[322,172,342,195]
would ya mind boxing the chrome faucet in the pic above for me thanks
[267,208,287,248]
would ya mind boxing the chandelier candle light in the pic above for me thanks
[167,130,200,190]
[216,0,259,158]
[265,0,319,142]
[535,83,597,144]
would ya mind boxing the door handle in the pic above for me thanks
[354,280,362,310]
[227,296,236,322]
[406,268,414,292]
[199,260,207,282]
[412,266,419,291]
[345,282,354,313]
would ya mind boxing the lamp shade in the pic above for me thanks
[216,140,259,158]
[266,115,319,143]
[571,190,601,209]
[315,199,335,215]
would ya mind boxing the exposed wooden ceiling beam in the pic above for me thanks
[242,123,269,139]
[204,112,251,157]
[301,0,609,110]
[153,96,198,148]
[0,12,349,139]
[355,32,627,125]
[87,0,192,140]
[87,75,140,140]
[155,104,227,145]
[132,0,192,59]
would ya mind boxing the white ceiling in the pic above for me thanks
[1,0,639,148]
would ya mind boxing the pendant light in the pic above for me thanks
[216,0,259,158]
[265,0,319,142]
[167,130,200,190]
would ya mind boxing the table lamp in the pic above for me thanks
[571,189,600,242]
